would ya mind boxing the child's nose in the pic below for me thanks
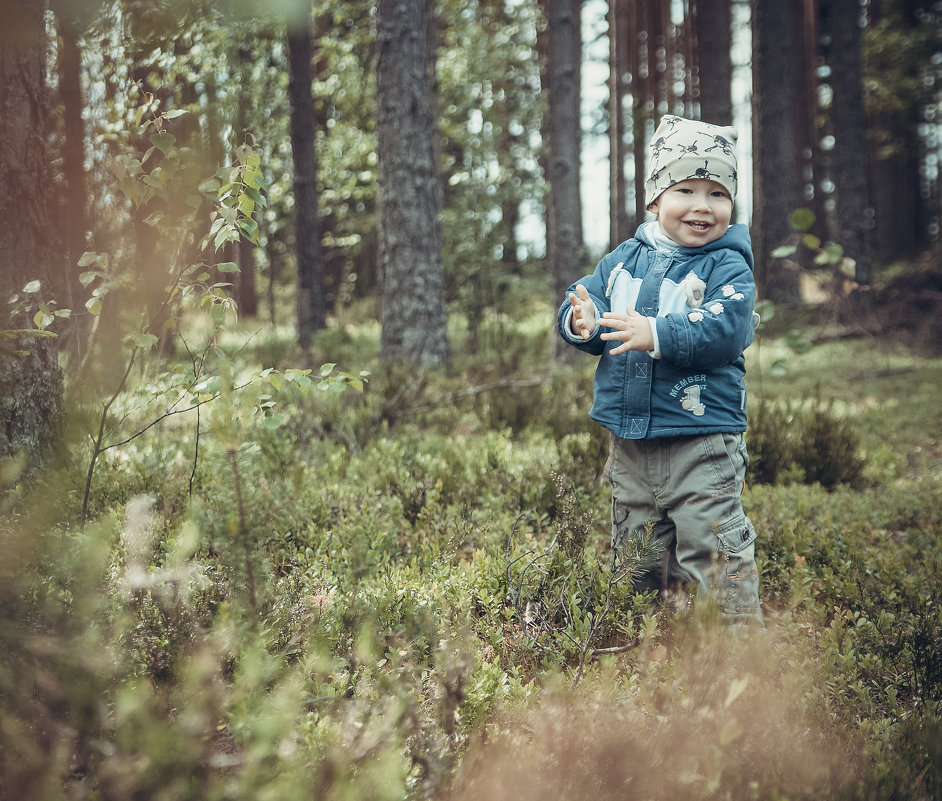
[692,194,710,211]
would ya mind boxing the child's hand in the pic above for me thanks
[567,284,597,340]
[599,308,654,354]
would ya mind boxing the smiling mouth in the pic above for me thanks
[684,220,712,231]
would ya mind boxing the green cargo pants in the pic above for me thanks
[609,432,763,624]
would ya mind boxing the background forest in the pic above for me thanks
[2,0,942,799]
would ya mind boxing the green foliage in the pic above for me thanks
[747,394,867,488]
[5,291,942,800]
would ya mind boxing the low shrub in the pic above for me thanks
[747,395,867,488]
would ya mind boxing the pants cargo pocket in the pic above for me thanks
[715,514,762,622]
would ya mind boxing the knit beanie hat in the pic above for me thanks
[644,115,738,208]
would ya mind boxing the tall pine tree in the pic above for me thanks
[376,0,449,367]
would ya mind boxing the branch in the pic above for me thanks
[452,376,543,399]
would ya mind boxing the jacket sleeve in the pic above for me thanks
[655,252,756,369]
[556,251,622,356]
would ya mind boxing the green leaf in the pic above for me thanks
[162,108,187,119]
[22,280,41,293]
[771,245,796,259]
[789,207,816,231]
[199,177,222,195]
[150,131,176,154]
[77,252,100,268]
[785,329,813,355]
[320,363,337,377]
[262,413,287,431]
[216,262,240,273]
[236,217,259,242]
[755,299,775,323]
[126,333,159,350]
[243,185,267,207]
[213,224,234,251]
[815,242,845,266]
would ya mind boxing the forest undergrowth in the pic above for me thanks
[2,301,941,801]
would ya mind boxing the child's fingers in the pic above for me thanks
[598,316,628,329]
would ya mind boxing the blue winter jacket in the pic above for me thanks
[557,222,756,440]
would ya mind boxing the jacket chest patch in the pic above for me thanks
[670,375,708,417]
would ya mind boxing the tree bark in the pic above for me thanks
[609,0,632,245]
[376,0,449,367]
[797,0,826,236]
[693,0,733,125]
[824,0,872,285]
[236,43,259,318]
[0,0,64,470]
[751,0,802,305]
[544,0,585,303]
[51,0,86,314]
[287,9,326,347]
[865,0,925,263]
[631,0,650,225]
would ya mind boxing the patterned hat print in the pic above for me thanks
[644,115,738,208]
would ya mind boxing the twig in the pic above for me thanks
[452,376,544,399]
[592,642,639,655]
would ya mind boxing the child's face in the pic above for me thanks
[647,179,733,247]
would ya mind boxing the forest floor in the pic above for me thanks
[3,302,942,801]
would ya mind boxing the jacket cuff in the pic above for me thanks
[561,305,599,343]
[647,317,661,359]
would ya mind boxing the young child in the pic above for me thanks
[557,114,762,624]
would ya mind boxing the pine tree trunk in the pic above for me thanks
[824,0,871,285]
[693,0,733,125]
[609,0,632,245]
[287,10,326,347]
[866,0,924,263]
[52,1,86,311]
[797,0,827,238]
[376,0,449,367]
[631,0,650,225]
[751,0,802,305]
[544,0,584,302]
[0,1,63,470]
